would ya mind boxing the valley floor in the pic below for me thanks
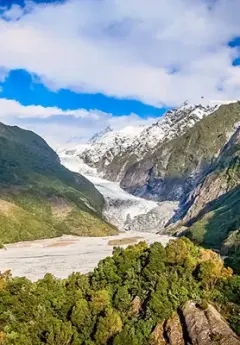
[0,232,172,281]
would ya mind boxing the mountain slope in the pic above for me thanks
[121,101,240,201]
[165,126,240,272]
[0,122,117,245]
[59,100,240,241]
[60,101,239,200]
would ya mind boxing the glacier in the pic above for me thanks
[60,154,178,232]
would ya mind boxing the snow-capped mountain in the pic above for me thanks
[89,125,113,144]
[59,100,240,232]
[59,124,147,179]
[59,100,238,182]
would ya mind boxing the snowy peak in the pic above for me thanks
[89,125,114,144]
[59,100,238,181]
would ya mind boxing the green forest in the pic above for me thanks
[0,238,239,345]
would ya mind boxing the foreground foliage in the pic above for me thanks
[0,238,239,345]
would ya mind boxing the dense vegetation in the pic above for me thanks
[0,122,116,245]
[0,238,239,344]
[180,127,240,274]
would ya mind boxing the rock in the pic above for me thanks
[149,323,166,345]
[181,126,240,226]
[121,102,240,202]
[130,296,142,315]
[124,202,178,233]
[182,301,240,345]
[165,313,184,345]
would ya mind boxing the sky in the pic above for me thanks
[0,0,239,148]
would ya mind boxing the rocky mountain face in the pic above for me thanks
[61,101,240,202]
[166,125,240,272]
[121,101,240,201]
[60,102,226,179]
[0,122,117,246]
[60,100,240,246]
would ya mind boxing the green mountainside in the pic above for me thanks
[0,238,239,344]
[166,126,240,272]
[0,122,117,245]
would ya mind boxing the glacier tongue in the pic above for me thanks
[60,155,178,232]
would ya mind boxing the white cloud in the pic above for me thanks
[2,4,25,21]
[0,98,158,148]
[0,98,103,119]
[0,0,239,106]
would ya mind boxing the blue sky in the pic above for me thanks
[0,0,239,147]
[1,69,167,117]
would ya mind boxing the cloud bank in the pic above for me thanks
[0,98,157,148]
[0,0,239,107]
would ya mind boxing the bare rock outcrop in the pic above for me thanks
[182,301,240,345]
[165,313,184,345]
[148,302,240,345]
[149,323,166,345]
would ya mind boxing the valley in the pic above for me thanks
[0,100,240,344]
[60,154,178,232]
[1,2,240,343]
[0,232,172,281]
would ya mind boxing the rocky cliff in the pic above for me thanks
[61,101,240,204]
[60,101,237,184]
[120,102,240,201]
[167,126,240,255]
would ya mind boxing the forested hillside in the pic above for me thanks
[0,238,239,345]
[0,122,116,246]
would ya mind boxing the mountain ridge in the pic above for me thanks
[0,121,117,245]
[60,100,239,183]
[59,100,240,272]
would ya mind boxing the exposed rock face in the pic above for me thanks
[165,314,184,345]
[121,102,240,201]
[181,126,240,225]
[60,102,240,202]
[182,301,240,345]
[167,126,240,253]
[148,303,240,345]
[130,296,142,315]
[149,323,166,345]
[124,202,178,232]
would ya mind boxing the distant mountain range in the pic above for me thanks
[60,100,240,271]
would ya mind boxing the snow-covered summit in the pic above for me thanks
[59,100,238,181]
[89,125,114,144]
[59,124,147,169]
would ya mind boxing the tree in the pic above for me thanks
[94,309,122,344]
